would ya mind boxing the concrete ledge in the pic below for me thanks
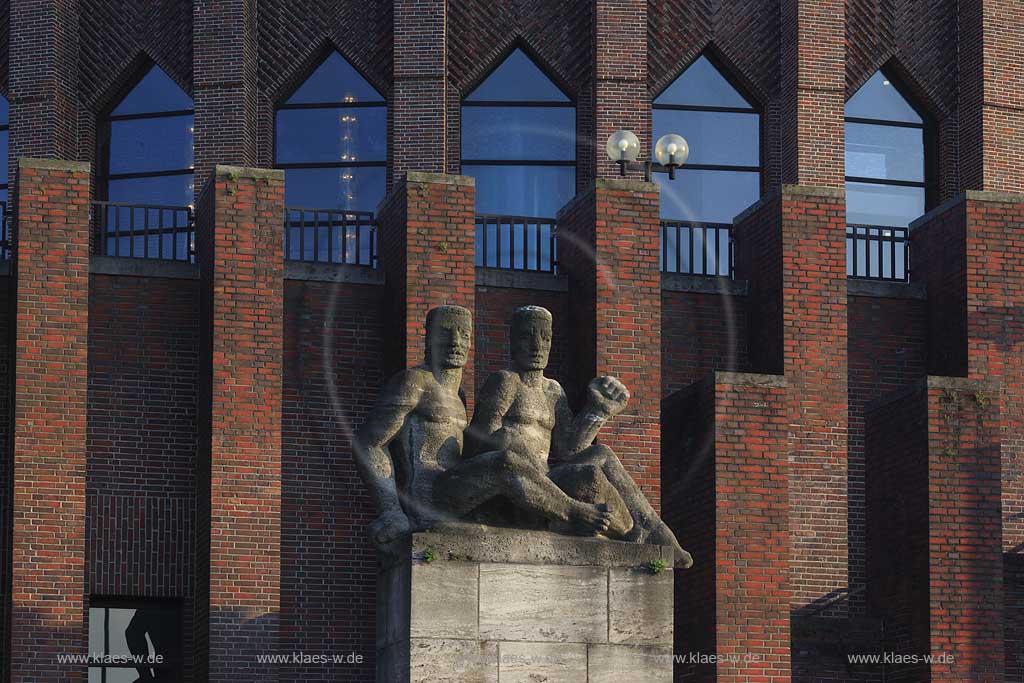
[847,279,926,300]
[594,178,660,193]
[714,371,787,388]
[910,190,1024,232]
[213,165,283,181]
[865,376,1001,412]
[733,185,844,225]
[403,171,474,187]
[19,158,91,172]
[662,273,749,296]
[90,255,199,280]
[475,267,568,292]
[391,523,673,569]
[284,261,384,285]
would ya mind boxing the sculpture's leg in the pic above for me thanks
[434,450,614,535]
[568,444,694,568]
[548,463,634,538]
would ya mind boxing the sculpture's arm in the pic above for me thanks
[353,369,424,518]
[464,370,519,458]
[551,377,630,461]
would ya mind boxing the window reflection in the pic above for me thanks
[0,96,8,206]
[275,52,387,211]
[88,602,181,682]
[102,66,194,206]
[461,48,575,218]
[844,70,927,229]
[653,55,761,226]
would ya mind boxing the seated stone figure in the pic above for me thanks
[353,305,614,548]
[457,305,693,567]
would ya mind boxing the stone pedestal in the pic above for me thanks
[377,524,674,682]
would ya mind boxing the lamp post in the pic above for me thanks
[606,130,689,181]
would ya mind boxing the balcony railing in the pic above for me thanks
[846,225,909,282]
[661,221,733,277]
[93,201,194,262]
[475,214,557,273]
[283,207,377,267]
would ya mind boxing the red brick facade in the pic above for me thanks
[0,2,1021,683]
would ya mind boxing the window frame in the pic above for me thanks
[652,51,764,223]
[97,65,195,205]
[88,596,184,683]
[843,66,938,224]
[459,45,577,216]
[272,50,388,210]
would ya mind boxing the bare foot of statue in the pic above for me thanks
[568,501,614,536]
[646,523,694,568]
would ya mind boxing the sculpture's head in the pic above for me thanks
[511,305,553,372]
[425,305,473,370]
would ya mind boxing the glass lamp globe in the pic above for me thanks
[606,130,641,162]
[654,134,689,167]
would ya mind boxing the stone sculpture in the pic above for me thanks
[354,304,692,568]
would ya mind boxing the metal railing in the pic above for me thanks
[93,201,194,262]
[0,201,10,260]
[661,221,733,277]
[847,225,909,282]
[283,207,377,267]
[475,214,557,273]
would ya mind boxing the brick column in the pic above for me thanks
[557,179,662,506]
[193,0,260,192]
[735,186,849,620]
[376,171,475,400]
[663,371,791,683]
[911,192,1024,552]
[195,166,284,679]
[958,0,1024,193]
[9,159,91,681]
[9,0,79,174]
[392,0,447,176]
[593,0,649,180]
[866,377,1004,682]
[780,0,845,186]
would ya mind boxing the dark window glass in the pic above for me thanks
[461,49,575,218]
[88,601,181,682]
[276,52,387,215]
[653,109,759,167]
[103,65,194,207]
[653,55,760,227]
[275,107,386,164]
[0,95,10,209]
[463,164,575,217]
[845,71,922,124]
[844,70,927,232]
[461,106,575,161]
[846,181,925,228]
[463,49,570,103]
[655,55,751,109]
[285,52,385,105]
[655,169,760,224]
[282,167,386,212]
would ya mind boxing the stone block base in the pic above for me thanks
[377,523,674,682]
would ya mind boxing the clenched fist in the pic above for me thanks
[585,376,630,419]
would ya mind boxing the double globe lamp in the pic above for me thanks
[606,129,689,181]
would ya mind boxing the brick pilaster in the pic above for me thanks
[193,0,260,193]
[958,0,1024,193]
[780,0,845,187]
[195,166,284,680]
[663,371,791,683]
[734,186,849,618]
[866,377,1004,682]
[9,158,92,682]
[557,178,662,506]
[9,0,79,177]
[593,0,649,180]
[376,171,475,401]
[392,0,447,176]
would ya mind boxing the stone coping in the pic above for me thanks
[404,171,474,187]
[910,190,1024,231]
[18,158,91,172]
[90,255,199,279]
[864,375,1002,413]
[475,267,567,292]
[662,273,749,296]
[847,279,926,300]
[384,522,674,570]
[213,164,283,181]
[284,261,384,284]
